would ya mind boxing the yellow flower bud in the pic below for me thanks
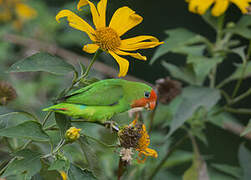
[65,127,81,142]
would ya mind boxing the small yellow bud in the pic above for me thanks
[65,127,81,142]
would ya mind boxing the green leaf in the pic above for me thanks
[49,159,70,172]
[161,62,197,85]
[151,28,205,64]
[0,121,49,141]
[238,144,251,180]
[68,164,96,180]
[163,150,193,168]
[226,61,251,82]
[167,86,220,138]
[55,113,71,138]
[208,108,240,128]
[187,55,223,84]
[183,157,209,180]
[79,137,103,180]
[1,149,42,179]
[211,163,242,179]
[241,119,251,136]
[8,52,75,75]
[226,16,251,39]
[0,111,36,129]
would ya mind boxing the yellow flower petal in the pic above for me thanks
[77,0,88,11]
[109,7,143,37]
[188,0,200,13]
[212,0,229,16]
[197,0,214,14]
[60,171,67,180]
[83,44,99,53]
[15,3,36,20]
[109,50,129,77]
[97,0,107,27]
[86,0,102,28]
[142,148,158,158]
[114,49,147,61]
[120,40,164,51]
[230,0,250,13]
[56,10,95,41]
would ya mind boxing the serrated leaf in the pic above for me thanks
[211,163,242,178]
[1,149,42,179]
[226,61,251,82]
[238,144,251,180]
[241,119,251,136]
[167,86,220,138]
[79,137,103,180]
[0,120,49,141]
[151,28,205,64]
[161,61,197,85]
[226,16,251,39]
[187,55,223,84]
[8,52,75,75]
[68,164,96,180]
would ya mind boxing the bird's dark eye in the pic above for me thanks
[144,91,150,98]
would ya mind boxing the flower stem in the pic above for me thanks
[147,134,188,180]
[209,15,225,88]
[79,49,103,80]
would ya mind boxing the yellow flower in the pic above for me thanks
[186,0,251,16]
[0,0,36,29]
[119,119,157,163]
[60,171,67,180]
[56,0,163,77]
[134,121,158,163]
[65,127,81,142]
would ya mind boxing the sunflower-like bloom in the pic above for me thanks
[118,119,157,163]
[56,0,163,77]
[0,0,36,29]
[186,0,251,16]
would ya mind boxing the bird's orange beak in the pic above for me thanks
[131,89,157,110]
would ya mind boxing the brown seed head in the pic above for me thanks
[155,77,182,104]
[0,81,17,105]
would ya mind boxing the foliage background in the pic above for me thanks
[0,0,251,180]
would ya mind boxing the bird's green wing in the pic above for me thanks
[63,83,124,106]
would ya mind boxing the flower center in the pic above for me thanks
[94,27,121,51]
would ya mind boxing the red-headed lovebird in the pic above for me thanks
[43,79,157,123]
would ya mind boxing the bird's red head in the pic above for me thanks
[131,89,157,110]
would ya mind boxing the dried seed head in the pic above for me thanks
[0,81,17,105]
[155,77,182,104]
[118,123,142,149]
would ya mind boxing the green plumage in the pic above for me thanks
[43,79,152,123]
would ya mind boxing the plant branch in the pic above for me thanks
[2,33,149,85]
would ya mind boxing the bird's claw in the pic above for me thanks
[104,121,119,132]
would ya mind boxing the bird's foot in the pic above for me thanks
[104,121,119,132]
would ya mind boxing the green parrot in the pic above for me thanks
[43,79,157,123]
